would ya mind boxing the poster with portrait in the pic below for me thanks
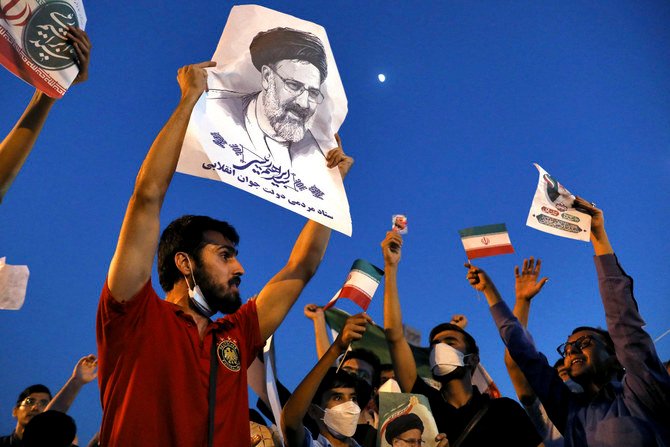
[526,163,591,241]
[378,393,439,447]
[0,0,86,98]
[178,5,351,235]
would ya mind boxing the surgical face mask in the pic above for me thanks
[564,378,584,394]
[430,343,469,377]
[184,257,215,318]
[321,400,361,438]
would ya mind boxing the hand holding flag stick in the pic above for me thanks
[458,223,514,300]
[335,313,372,373]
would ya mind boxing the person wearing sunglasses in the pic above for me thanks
[465,198,670,446]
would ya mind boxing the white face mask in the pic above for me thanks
[321,400,361,438]
[184,257,215,317]
[429,343,468,376]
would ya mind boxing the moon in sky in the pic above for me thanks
[378,73,386,83]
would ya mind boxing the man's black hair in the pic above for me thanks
[312,367,371,410]
[15,384,52,408]
[429,323,479,356]
[570,326,615,354]
[23,411,76,447]
[553,358,565,370]
[250,27,328,83]
[157,215,239,292]
[347,348,382,388]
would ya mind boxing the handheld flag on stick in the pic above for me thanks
[458,223,514,260]
[323,259,384,312]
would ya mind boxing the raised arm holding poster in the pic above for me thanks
[178,5,352,235]
[0,0,87,97]
[526,163,591,241]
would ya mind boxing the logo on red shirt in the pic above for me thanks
[217,337,241,372]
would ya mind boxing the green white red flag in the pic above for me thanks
[458,223,514,260]
[323,259,384,312]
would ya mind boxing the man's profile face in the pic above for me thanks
[192,230,245,314]
[260,59,321,143]
[13,392,51,428]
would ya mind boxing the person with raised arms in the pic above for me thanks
[96,61,353,447]
[465,198,670,446]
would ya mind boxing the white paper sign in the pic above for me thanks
[0,0,87,98]
[178,5,351,235]
[0,257,30,310]
[526,163,591,241]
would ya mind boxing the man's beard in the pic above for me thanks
[262,74,316,143]
[432,366,468,385]
[193,264,241,314]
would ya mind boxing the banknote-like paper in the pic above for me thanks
[0,0,87,98]
[0,257,30,310]
[178,5,351,235]
[526,163,591,241]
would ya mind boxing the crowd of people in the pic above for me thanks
[2,26,669,447]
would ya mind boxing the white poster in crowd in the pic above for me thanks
[526,163,591,241]
[178,5,351,235]
[0,0,86,98]
[0,257,30,310]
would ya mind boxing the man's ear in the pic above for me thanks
[12,407,17,419]
[260,65,273,90]
[174,252,192,276]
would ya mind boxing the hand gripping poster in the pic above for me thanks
[526,163,591,241]
[178,5,351,235]
[0,0,86,97]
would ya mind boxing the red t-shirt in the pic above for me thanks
[96,279,263,447]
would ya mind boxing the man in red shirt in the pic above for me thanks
[96,61,353,447]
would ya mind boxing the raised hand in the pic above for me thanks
[514,257,548,302]
[73,354,98,384]
[464,262,492,292]
[573,196,613,255]
[335,313,371,351]
[177,61,216,101]
[381,231,403,267]
[435,433,450,447]
[573,196,605,239]
[303,303,324,321]
[66,26,91,85]
[326,133,354,179]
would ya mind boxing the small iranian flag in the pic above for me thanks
[458,223,514,260]
[323,259,384,311]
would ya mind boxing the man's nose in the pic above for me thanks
[565,343,582,356]
[294,89,310,108]
[233,258,245,276]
